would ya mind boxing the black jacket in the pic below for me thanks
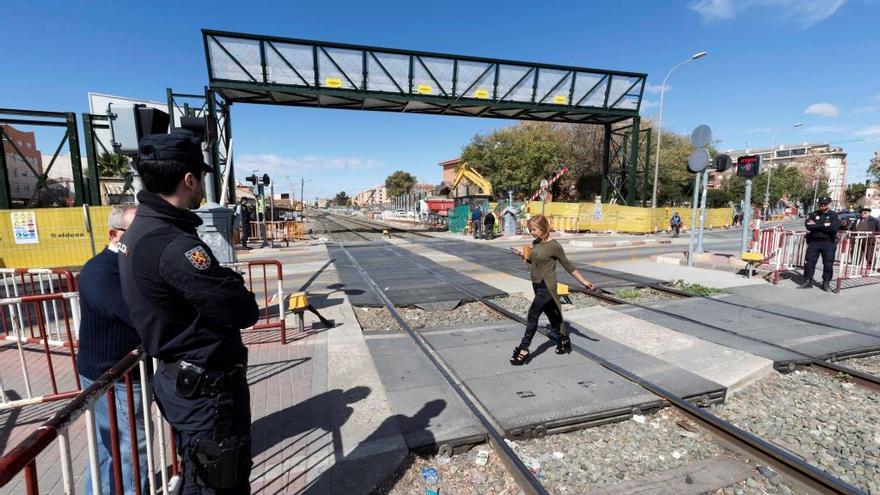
[804,209,841,242]
[119,191,259,367]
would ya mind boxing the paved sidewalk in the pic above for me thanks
[1,245,404,495]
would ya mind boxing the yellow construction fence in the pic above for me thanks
[0,206,113,269]
[526,202,733,234]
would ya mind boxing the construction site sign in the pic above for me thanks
[11,211,39,244]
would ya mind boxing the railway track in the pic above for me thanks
[319,212,868,495]
[332,212,880,392]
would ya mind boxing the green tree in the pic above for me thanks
[869,152,880,184]
[461,122,565,200]
[384,171,417,197]
[846,182,868,208]
[97,152,130,177]
[333,191,350,206]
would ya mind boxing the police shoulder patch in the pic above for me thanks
[185,246,211,271]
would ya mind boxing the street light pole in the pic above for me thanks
[763,123,802,221]
[651,51,707,208]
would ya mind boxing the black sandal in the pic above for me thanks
[555,337,572,355]
[510,346,530,365]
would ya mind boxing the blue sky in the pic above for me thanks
[2,0,878,199]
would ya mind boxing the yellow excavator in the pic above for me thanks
[451,162,493,197]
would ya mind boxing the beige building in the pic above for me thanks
[2,124,44,204]
[720,143,848,208]
[353,184,388,207]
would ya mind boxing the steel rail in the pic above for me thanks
[331,214,865,494]
[334,242,549,495]
[343,218,880,394]
[576,264,880,340]
[561,268,880,392]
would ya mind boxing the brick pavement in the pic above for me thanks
[1,244,399,494]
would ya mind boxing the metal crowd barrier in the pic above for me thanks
[248,220,305,246]
[836,232,880,291]
[751,228,880,291]
[0,292,81,411]
[0,348,180,495]
[1,268,79,346]
[223,259,288,344]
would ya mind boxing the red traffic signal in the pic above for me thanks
[736,155,761,179]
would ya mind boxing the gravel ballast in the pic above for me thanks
[354,301,507,332]
[381,408,792,494]
[716,370,880,493]
[840,354,880,376]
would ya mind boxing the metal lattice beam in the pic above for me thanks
[202,30,646,124]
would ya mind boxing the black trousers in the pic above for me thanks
[153,363,252,494]
[240,223,250,247]
[803,240,835,283]
[520,282,568,348]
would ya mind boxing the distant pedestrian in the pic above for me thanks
[235,198,252,250]
[76,205,148,495]
[509,214,597,365]
[670,211,682,238]
[471,205,482,239]
[799,196,841,291]
[483,210,495,240]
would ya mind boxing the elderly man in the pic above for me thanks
[76,204,148,494]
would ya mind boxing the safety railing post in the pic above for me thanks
[84,405,102,495]
[57,429,74,495]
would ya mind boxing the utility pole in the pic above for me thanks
[300,177,305,218]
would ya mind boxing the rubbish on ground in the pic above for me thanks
[631,414,646,424]
[552,452,565,460]
[474,449,490,466]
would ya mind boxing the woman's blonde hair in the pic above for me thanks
[526,214,551,241]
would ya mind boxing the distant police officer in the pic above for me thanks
[799,196,841,291]
[119,129,259,494]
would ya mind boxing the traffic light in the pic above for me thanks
[246,175,258,186]
[715,154,733,173]
[736,155,761,179]
[262,174,270,186]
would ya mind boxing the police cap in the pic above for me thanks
[860,207,872,213]
[136,129,213,174]
[817,196,832,205]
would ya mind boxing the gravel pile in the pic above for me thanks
[716,370,880,493]
[381,408,791,494]
[354,302,508,332]
[840,354,880,376]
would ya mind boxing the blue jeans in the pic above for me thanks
[80,375,150,495]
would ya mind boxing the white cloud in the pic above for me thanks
[745,127,773,134]
[641,99,660,109]
[804,102,840,117]
[873,94,880,103]
[855,125,880,141]
[689,0,845,27]
[644,83,671,94]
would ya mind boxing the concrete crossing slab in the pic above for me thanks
[329,243,506,307]
[364,334,485,451]
[641,298,880,361]
[564,306,774,392]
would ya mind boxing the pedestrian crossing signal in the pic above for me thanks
[737,155,761,179]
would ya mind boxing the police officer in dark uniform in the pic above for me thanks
[799,196,841,291]
[119,129,259,494]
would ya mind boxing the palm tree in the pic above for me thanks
[97,152,130,177]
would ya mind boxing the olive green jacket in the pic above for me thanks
[527,239,576,310]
